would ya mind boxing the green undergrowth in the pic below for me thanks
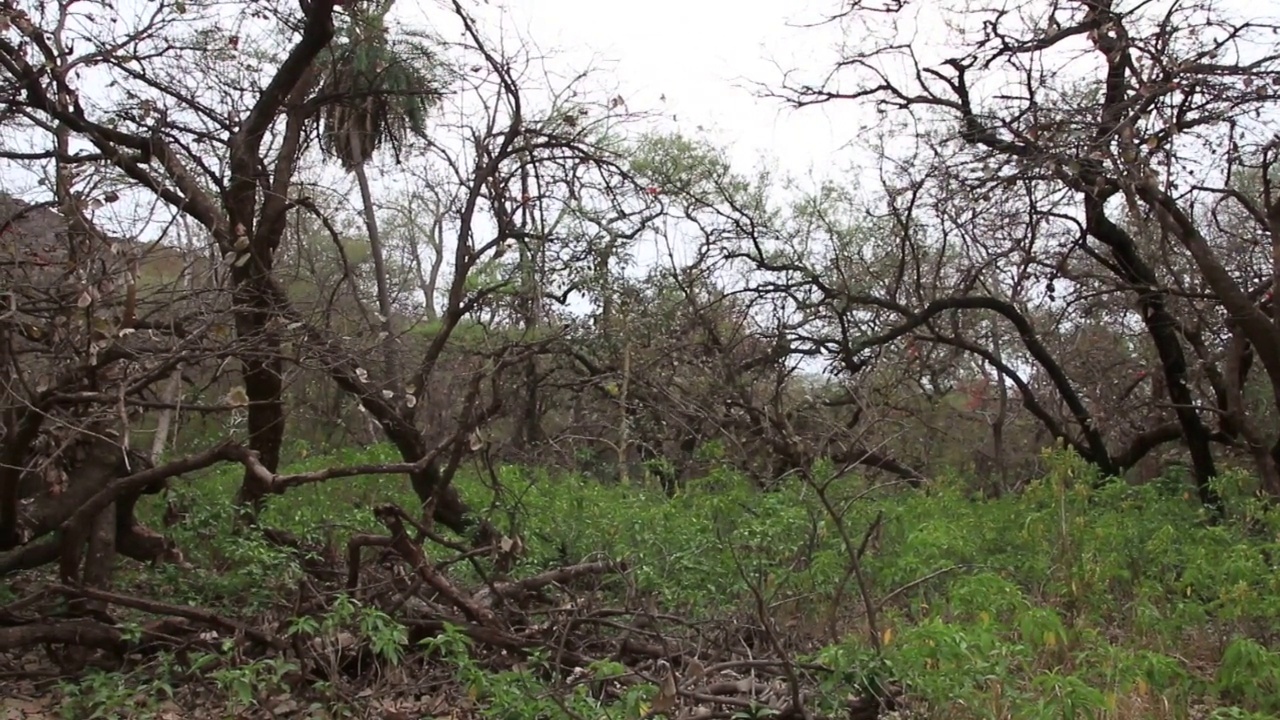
[102,445,1280,719]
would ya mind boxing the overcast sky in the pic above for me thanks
[8,0,1273,278]
[424,0,1274,186]
[406,0,866,183]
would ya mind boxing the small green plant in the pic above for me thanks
[112,442,1280,718]
[285,593,409,684]
[207,651,298,715]
[1217,638,1280,713]
[58,660,178,720]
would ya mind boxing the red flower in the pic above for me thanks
[645,186,661,196]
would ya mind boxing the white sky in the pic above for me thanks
[407,0,864,183]
[7,0,1274,301]
[451,0,1273,184]
[2,0,873,281]
[2,0,1274,383]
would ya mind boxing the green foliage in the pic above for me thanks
[130,487,304,610]
[59,661,178,719]
[628,131,770,215]
[288,593,410,668]
[1217,638,1280,713]
[114,444,1280,717]
[317,0,446,170]
[208,654,298,716]
[418,623,666,720]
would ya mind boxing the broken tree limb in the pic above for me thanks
[49,584,289,653]
[374,506,497,627]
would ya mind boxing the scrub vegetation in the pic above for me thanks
[2,0,1280,717]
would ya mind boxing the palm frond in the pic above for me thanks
[315,4,447,170]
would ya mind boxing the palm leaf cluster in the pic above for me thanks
[316,1,446,170]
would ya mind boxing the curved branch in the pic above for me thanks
[919,330,1089,462]
[847,294,1113,472]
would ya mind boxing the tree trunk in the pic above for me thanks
[231,281,287,512]
[149,369,184,462]
[617,338,632,485]
[352,142,399,384]
[1224,329,1280,496]
[516,239,544,449]
[990,325,1010,493]
[1086,199,1222,513]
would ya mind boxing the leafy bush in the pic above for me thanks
[97,444,1280,719]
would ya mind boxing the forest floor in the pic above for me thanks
[2,444,1278,719]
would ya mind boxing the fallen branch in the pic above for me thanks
[346,533,394,590]
[375,506,497,627]
[49,584,289,652]
[477,560,619,606]
[406,617,597,668]
[0,618,125,653]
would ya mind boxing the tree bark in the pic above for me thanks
[1085,198,1222,512]
[352,144,400,384]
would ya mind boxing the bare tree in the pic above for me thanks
[748,0,1280,507]
[0,0,657,575]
